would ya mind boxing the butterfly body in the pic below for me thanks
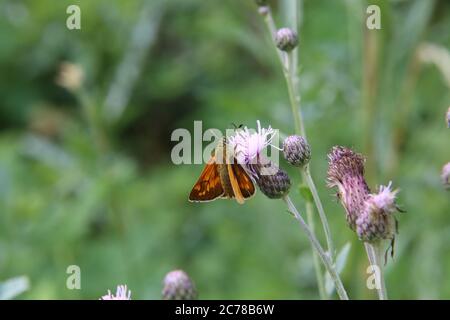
[189,138,255,204]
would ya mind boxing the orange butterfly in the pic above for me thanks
[188,138,255,204]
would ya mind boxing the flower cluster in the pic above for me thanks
[327,146,401,243]
[227,120,278,166]
[228,121,291,198]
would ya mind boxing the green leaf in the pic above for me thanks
[324,243,351,296]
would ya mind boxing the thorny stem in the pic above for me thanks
[364,241,388,300]
[284,196,349,300]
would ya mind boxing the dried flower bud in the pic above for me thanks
[283,135,311,167]
[249,158,291,199]
[162,270,197,300]
[327,146,370,230]
[275,28,298,52]
[356,183,399,242]
[442,162,450,190]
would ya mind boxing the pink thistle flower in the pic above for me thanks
[100,285,131,300]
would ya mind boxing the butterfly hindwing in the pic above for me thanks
[227,162,255,204]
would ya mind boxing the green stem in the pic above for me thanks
[285,52,305,136]
[302,167,335,258]
[286,42,335,259]
[284,196,349,300]
[260,3,337,293]
[305,202,327,299]
[364,241,388,300]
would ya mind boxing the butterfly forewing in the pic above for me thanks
[188,156,224,202]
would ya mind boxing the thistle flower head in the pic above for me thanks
[283,135,311,167]
[228,120,278,166]
[162,270,197,300]
[275,28,298,52]
[249,158,291,199]
[442,162,450,190]
[368,182,399,214]
[356,182,400,242]
[100,285,131,300]
[327,146,370,230]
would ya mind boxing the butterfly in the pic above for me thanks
[188,137,255,204]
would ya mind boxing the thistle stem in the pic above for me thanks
[283,196,349,300]
[364,241,388,300]
[305,202,327,299]
[302,167,335,258]
[284,30,335,260]
[260,3,337,295]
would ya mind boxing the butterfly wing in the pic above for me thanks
[189,156,224,202]
[227,162,255,204]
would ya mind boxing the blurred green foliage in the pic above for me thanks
[0,0,449,299]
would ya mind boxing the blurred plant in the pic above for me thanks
[55,62,84,93]
[442,163,450,190]
[446,107,450,128]
[100,285,131,300]
[0,276,29,300]
[162,270,198,300]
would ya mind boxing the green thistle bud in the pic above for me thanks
[275,28,298,52]
[442,162,450,190]
[283,135,311,167]
[250,159,291,199]
[327,146,370,230]
[356,183,399,242]
[162,270,198,300]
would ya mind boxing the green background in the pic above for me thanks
[0,0,449,299]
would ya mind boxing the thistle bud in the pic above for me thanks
[283,135,311,167]
[356,183,399,242]
[162,270,197,300]
[327,146,370,230]
[275,28,298,52]
[442,162,450,190]
[249,159,291,199]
